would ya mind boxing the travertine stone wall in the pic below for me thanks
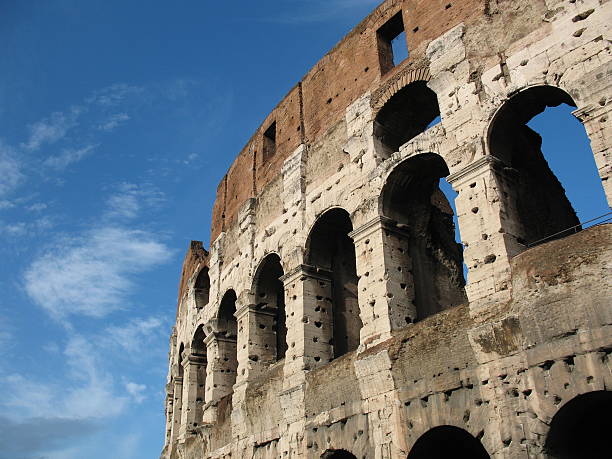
[162,0,612,458]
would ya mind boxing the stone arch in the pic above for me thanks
[407,425,490,459]
[306,208,362,358]
[194,267,210,309]
[321,449,357,459]
[177,342,185,378]
[252,253,288,362]
[374,79,440,158]
[487,84,603,251]
[215,289,238,396]
[544,390,612,458]
[380,153,467,321]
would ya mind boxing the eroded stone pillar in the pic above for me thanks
[203,327,238,403]
[169,376,183,444]
[350,216,417,348]
[281,265,334,389]
[179,353,207,437]
[163,384,173,449]
[448,156,517,309]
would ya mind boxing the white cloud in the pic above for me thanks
[0,141,23,198]
[124,381,147,404]
[24,226,173,319]
[86,83,143,107]
[102,316,165,357]
[98,112,130,131]
[22,108,81,151]
[43,144,97,170]
[26,202,48,212]
[105,182,166,220]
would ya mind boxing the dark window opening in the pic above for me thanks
[263,121,277,161]
[378,12,408,74]
[190,325,207,416]
[408,425,490,459]
[488,86,607,252]
[194,267,210,309]
[177,343,185,378]
[253,254,287,362]
[382,154,467,321]
[306,208,362,358]
[321,450,357,459]
[217,290,238,395]
[545,391,612,459]
[374,81,441,156]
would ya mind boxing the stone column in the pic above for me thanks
[281,264,334,389]
[169,376,183,444]
[448,156,517,308]
[573,104,612,207]
[179,353,207,437]
[203,327,238,403]
[350,216,417,348]
[163,384,173,449]
[235,292,278,386]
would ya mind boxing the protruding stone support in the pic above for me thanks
[281,264,334,389]
[169,376,183,444]
[163,384,173,449]
[448,156,518,308]
[179,353,207,437]
[235,296,279,387]
[350,216,417,348]
[573,104,612,207]
[203,327,237,403]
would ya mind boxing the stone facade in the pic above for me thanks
[161,1,612,458]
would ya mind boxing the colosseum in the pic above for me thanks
[161,1,611,458]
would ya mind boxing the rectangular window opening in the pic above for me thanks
[377,12,408,75]
[263,121,276,161]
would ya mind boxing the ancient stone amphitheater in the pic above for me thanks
[161,1,611,458]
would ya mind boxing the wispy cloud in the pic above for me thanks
[24,226,173,319]
[86,83,144,107]
[101,316,166,356]
[98,112,130,131]
[43,144,97,170]
[105,182,166,220]
[125,381,147,404]
[0,141,23,199]
[22,108,81,152]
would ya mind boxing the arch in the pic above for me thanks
[544,390,612,458]
[407,425,489,459]
[374,80,441,157]
[306,208,362,358]
[216,289,238,396]
[380,153,467,321]
[253,253,287,361]
[194,267,210,309]
[321,449,357,459]
[177,343,185,378]
[487,85,606,250]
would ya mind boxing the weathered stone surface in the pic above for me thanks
[162,1,612,458]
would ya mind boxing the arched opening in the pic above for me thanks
[544,390,612,458]
[374,81,441,157]
[194,267,210,309]
[177,343,185,378]
[190,325,207,423]
[253,253,287,362]
[306,208,361,358]
[488,85,608,251]
[381,153,467,321]
[408,425,490,459]
[217,289,238,395]
[321,449,357,459]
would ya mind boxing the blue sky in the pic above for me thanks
[0,1,608,458]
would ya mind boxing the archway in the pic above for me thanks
[306,208,361,358]
[407,425,489,459]
[190,325,207,419]
[381,153,467,321]
[217,289,238,395]
[488,85,608,250]
[544,390,612,458]
[374,80,441,157]
[321,449,357,459]
[194,267,210,309]
[253,253,287,362]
